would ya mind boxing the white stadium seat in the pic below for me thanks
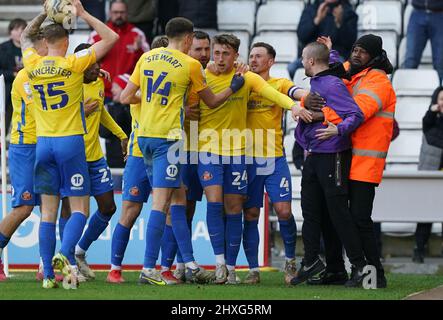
[403,4,413,35]
[356,1,402,35]
[386,129,422,164]
[392,69,440,97]
[358,30,398,66]
[395,96,430,129]
[67,32,90,55]
[269,63,291,79]
[285,110,298,131]
[217,0,257,35]
[398,37,433,68]
[252,32,298,63]
[284,129,295,163]
[256,1,304,34]
[293,68,310,90]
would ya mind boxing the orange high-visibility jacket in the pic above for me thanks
[322,63,397,184]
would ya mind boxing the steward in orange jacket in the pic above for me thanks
[304,34,396,288]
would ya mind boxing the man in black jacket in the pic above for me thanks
[178,0,217,30]
[403,0,443,82]
[0,19,27,134]
[288,0,357,79]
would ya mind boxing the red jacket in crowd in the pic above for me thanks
[89,21,150,98]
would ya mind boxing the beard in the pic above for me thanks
[113,18,125,27]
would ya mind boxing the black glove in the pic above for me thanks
[229,74,245,93]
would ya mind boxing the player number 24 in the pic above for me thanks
[33,82,69,110]
[144,70,171,106]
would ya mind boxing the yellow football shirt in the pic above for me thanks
[129,47,207,140]
[10,69,37,145]
[198,70,295,156]
[128,103,143,158]
[83,78,127,162]
[247,78,296,158]
[183,85,200,152]
[23,47,96,137]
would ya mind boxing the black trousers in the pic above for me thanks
[301,150,366,269]
[415,223,433,252]
[325,180,384,275]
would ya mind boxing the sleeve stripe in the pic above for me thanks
[288,86,300,98]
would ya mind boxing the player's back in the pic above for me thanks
[134,47,206,140]
[23,47,96,137]
[10,69,37,145]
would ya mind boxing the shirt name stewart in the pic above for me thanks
[145,53,183,69]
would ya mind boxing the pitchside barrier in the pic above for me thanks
[0,186,268,269]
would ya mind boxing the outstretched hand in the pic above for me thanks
[317,36,332,50]
[315,121,339,140]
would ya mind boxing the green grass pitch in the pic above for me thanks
[0,271,442,300]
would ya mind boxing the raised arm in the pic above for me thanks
[20,12,47,52]
[72,0,119,61]
[120,81,141,105]
[198,74,245,109]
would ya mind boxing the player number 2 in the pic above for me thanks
[99,168,110,183]
[232,170,247,186]
[33,82,69,110]
[144,70,171,106]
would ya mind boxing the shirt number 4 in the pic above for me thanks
[144,70,171,106]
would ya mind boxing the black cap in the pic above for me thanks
[354,34,383,58]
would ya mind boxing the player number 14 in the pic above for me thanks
[144,70,171,106]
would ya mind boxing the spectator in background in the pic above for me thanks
[178,0,218,31]
[128,0,157,44]
[89,0,149,172]
[403,0,443,82]
[288,0,357,79]
[413,86,443,263]
[81,0,106,22]
[89,0,149,99]
[156,0,179,36]
[0,19,27,135]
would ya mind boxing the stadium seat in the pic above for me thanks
[283,129,295,163]
[386,129,422,163]
[398,37,433,68]
[285,110,298,131]
[356,1,402,35]
[252,32,298,63]
[293,68,310,90]
[217,0,257,35]
[392,69,440,97]
[358,30,398,66]
[0,5,41,21]
[403,4,413,35]
[256,1,304,34]
[395,96,429,129]
[67,31,90,54]
[270,63,291,79]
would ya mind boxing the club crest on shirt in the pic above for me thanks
[129,187,140,196]
[202,171,213,181]
[99,90,104,98]
[21,191,32,201]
